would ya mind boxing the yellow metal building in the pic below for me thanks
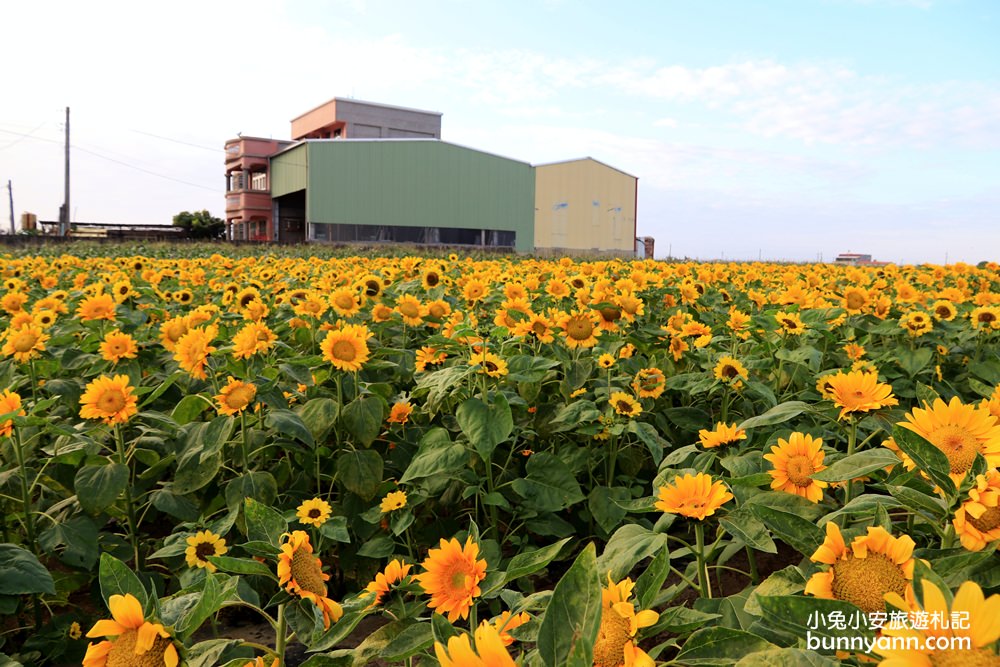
[534,158,637,256]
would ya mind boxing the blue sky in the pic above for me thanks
[1,0,998,263]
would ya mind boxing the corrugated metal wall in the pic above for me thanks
[534,159,637,254]
[270,144,309,198]
[303,141,535,252]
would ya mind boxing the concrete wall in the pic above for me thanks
[534,159,637,255]
[291,98,441,141]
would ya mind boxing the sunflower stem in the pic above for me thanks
[12,427,36,554]
[241,410,251,472]
[694,521,712,599]
[275,602,287,666]
[115,424,142,570]
[843,416,858,507]
[745,545,760,585]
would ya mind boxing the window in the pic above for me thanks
[250,172,268,191]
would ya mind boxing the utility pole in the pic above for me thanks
[6,180,13,235]
[62,106,70,236]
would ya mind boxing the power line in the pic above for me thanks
[129,128,220,153]
[0,127,217,192]
[0,121,49,151]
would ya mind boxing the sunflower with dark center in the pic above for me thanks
[469,351,508,378]
[609,391,642,418]
[713,356,748,386]
[185,530,227,572]
[296,498,333,527]
[805,522,916,615]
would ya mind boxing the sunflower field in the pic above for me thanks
[0,244,999,666]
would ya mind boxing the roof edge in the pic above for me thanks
[290,97,444,123]
[534,156,637,179]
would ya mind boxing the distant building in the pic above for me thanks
[834,253,888,266]
[225,97,646,253]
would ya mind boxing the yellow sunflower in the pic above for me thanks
[899,397,1000,485]
[558,310,601,349]
[99,330,138,364]
[462,277,489,303]
[416,536,488,622]
[609,391,642,418]
[824,369,898,420]
[296,498,333,528]
[76,293,117,322]
[277,531,343,629]
[469,351,508,378]
[242,658,279,667]
[899,311,933,337]
[655,472,733,521]
[763,432,828,503]
[970,306,1000,331]
[395,294,427,326]
[2,323,48,363]
[320,324,371,373]
[231,322,278,360]
[804,522,916,615]
[492,610,531,647]
[380,490,407,513]
[387,400,413,425]
[698,422,747,449]
[713,356,749,387]
[435,621,516,667]
[878,579,1000,666]
[632,368,666,399]
[842,286,870,314]
[328,287,361,317]
[214,377,257,416]
[775,311,807,335]
[362,559,413,607]
[598,353,616,369]
[953,470,1000,552]
[79,375,138,425]
[931,299,957,321]
[414,346,447,372]
[513,313,556,343]
[0,389,25,438]
[185,530,227,573]
[82,593,179,667]
[594,574,659,667]
[158,316,189,353]
[173,325,217,380]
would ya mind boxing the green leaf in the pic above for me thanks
[676,627,777,665]
[811,449,900,482]
[175,573,222,639]
[98,552,147,609]
[896,347,934,377]
[744,566,807,616]
[74,460,128,514]
[307,609,372,653]
[663,406,712,432]
[37,515,99,569]
[537,543,601,667]
[244,497,287,547]
[171,393,212,425]
[185,639,244,667]
[320,516,351,543]
[173,451,222,495]
[588,486,630,534]
[150,489,200,522]
[737,401,809,431]
[298,397,339,442]
[597,524,669,581]
[457,393,513,463]
[431,612,459,645]
[399,428,467,484]
[225,471,278,510]
[634,547,672,610]
[341,395,385,447]
[550,400,601,432]
[207,556,276,579]
[627,421,667,464]
[337,450,383,500]
[0,544,55,595]
[886,484,948,520]
[511,452,585,512]
[749,505,822,557]
[892,426,956,496]
[357,536,395,558]
[756,595,875,651]
[735,648,838,667]
[656,605,722,633]
[268,408,315,447]
[380,622,434,661]
[491,538,571,592]
[720,507,777,554]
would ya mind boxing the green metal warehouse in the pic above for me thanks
[269,139,535,252]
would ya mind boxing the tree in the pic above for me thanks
[172,210,225,239]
